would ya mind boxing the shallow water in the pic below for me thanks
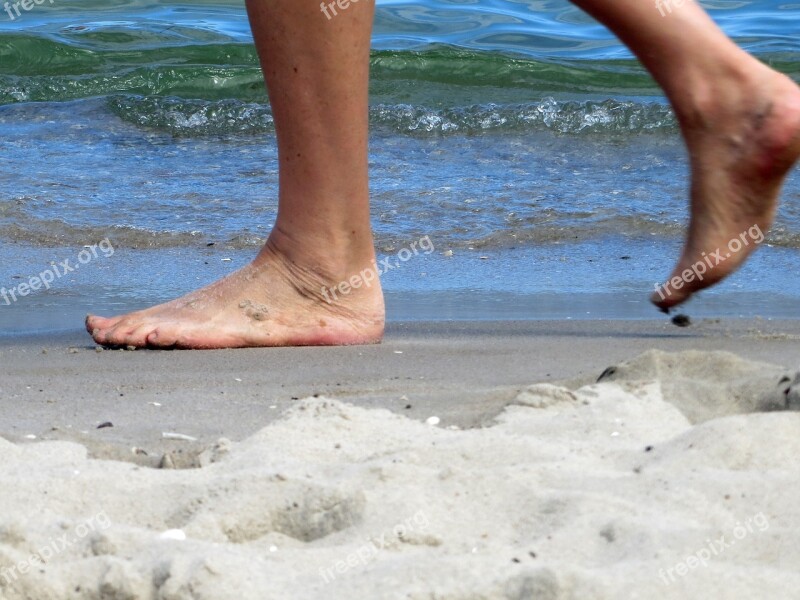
[0,1,798,330]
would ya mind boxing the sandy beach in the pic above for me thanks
[2,0,799,597]
[1,318,799,598]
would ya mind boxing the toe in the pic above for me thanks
[146,327,179,349]
[102,324,137,347]
[91,326,111,346]
[86,316,118,344]
[650,288,689,312]
[91,317,143,348]
[122,322,159,348]
[650,267,707,311]
[86,315,115,334]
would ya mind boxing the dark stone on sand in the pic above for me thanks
[97,422,113,429]
[671,314,691,327]
[597,366,617,382]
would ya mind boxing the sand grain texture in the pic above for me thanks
[1,350,798,600]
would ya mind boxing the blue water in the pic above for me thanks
[0,1,799,332]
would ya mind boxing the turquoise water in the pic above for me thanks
[0,1,799,331]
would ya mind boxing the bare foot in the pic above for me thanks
[86,236,385,349]
[651,68,800,311]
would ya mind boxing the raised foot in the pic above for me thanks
[86,244,385,350]
[651,71,800,311]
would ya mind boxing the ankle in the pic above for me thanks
[669,54,769,129]
[259,225,378,288]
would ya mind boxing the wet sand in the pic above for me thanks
[0,317,800,460]
[2,318,799,457]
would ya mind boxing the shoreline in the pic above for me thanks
[2,317,799,460]
[4,233,800,335]
[3,289,800,338]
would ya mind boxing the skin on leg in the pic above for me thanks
[572,0,800,310]
[87,0,384,349]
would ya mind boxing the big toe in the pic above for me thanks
[650,269,704,311]
[91,316,162,348]
[650,230,761,311]
[86,314,117,334]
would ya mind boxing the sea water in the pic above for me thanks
[0,0,798,333]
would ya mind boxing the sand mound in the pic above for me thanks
[595,349,795,422]
[1,351,798,599]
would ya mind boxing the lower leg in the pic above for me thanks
[572,0,800,309]
[87,0,384,349]
[249,0,375,272]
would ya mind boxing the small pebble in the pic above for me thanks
[426,416,441,426]
[671,314,691,328]
[97,422,113,429]
[162,432,198,442]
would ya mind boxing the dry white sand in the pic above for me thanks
[1,349,799,599]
